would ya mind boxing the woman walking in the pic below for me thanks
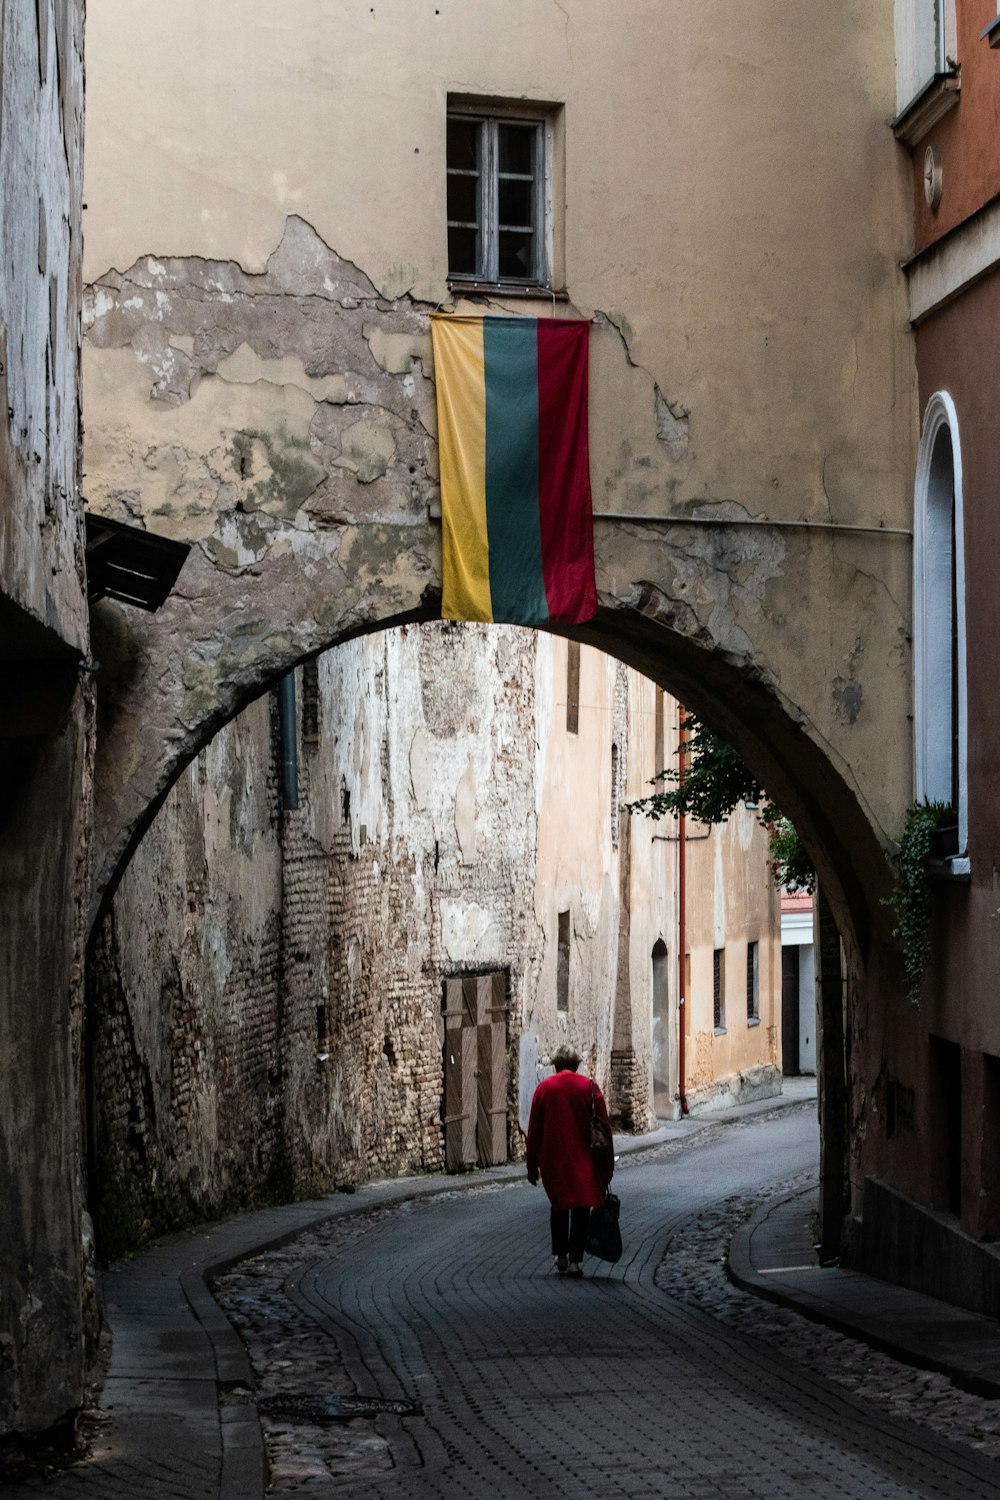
[525,1044,613,1277]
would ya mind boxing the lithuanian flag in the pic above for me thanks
[431,315,598,626]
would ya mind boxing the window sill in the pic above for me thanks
[980,15,1000,47]
[925,854,971,883]
[892,71,960,148]
[447,278,569,301]
[747,1016,761,1028]
[714,1027,727,1037]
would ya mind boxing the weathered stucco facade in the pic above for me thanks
[82,0,913,955]
[77,0,922,1299]
[0,0,90,1439]
[88,629,781,1253]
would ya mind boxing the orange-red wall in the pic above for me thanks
[914,0,1000,251]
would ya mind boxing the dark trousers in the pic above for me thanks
[550,1206,590,1260]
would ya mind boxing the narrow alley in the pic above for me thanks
[15,1096,1000,1499]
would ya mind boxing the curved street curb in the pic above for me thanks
[727,1181,1000,1400]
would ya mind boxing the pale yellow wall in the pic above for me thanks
[81,0,917,943]
[684,805,781,1104]
[84,0,910,536]
[532,638,781,1124]
[530,638,622,1081]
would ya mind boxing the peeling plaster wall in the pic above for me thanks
[81,0,917,945]
[89,624,543,1242]
[0,0,90,1440]
[90,627,782,1248]
[531,638,782,1131]
[88,696,285,1252]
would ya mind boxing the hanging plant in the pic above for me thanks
[888,800,953,1005]
[626,716,815,892]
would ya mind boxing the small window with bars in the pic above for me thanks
[713,948,726,1033]
[447,110,547,287]
[746,940,759,1023]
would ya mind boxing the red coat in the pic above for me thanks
[525,1069,613,1211]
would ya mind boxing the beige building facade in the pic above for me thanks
[80,0,913,975]
[532,637,780,1127]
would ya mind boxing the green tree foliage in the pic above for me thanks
[887,800,953,1005]
[626,715,815,893]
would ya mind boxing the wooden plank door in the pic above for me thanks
[443,978,477,1172]
[477,1019,508,1166]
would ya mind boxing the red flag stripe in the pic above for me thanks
[535,320,598,625]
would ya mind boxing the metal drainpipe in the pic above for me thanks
[677,704,689,1115]
[278,671,299,812]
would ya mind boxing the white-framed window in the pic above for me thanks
[913,391,968,855]
[894,0,956,115]
[446,104,553,288]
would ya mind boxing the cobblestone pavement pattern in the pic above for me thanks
[211,1104,1000,1500]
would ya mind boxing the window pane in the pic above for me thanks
[498,176,533,230]
[498,229,534,280]
[447,117,480,172]
[447,171,479,226]
[498,122,534,175]
[448,225,479,276]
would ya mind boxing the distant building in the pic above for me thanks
[780,892,816,1078]
[88,627,782,1246]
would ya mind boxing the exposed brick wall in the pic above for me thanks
[88,625,541,1253]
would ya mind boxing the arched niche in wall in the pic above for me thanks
[912,390,968,856]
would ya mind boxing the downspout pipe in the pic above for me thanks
[278,671,299,812]
[677,704,689,1115]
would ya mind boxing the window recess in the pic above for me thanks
[447,108,551,288]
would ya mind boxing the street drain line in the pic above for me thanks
[259,1393,422,1423]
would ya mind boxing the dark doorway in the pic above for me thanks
[929,1035,962,1217]
[781,945,800,1077]
[651,940,671,1114]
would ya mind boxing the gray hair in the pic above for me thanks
[551,1044,581,1072]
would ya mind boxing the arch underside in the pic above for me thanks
[91,525,897,969]
[85,224,908,961]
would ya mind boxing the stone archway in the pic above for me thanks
[83,217,913,1274]
[84,217,907,965]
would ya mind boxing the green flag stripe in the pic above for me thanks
[483,317,549,624]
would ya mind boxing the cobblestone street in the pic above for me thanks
[207,1102,1000,1499]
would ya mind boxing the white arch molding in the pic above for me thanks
[912,390,969,859]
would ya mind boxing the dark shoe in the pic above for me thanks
[568,1261,583,1278]
[555,1254,569,1274]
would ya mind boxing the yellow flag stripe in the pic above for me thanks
[432,317,493,622]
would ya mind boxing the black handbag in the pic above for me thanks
[589,1081,615,1180]
[586,1187,622,1263]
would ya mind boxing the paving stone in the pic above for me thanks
[209,1105,1000,1499]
